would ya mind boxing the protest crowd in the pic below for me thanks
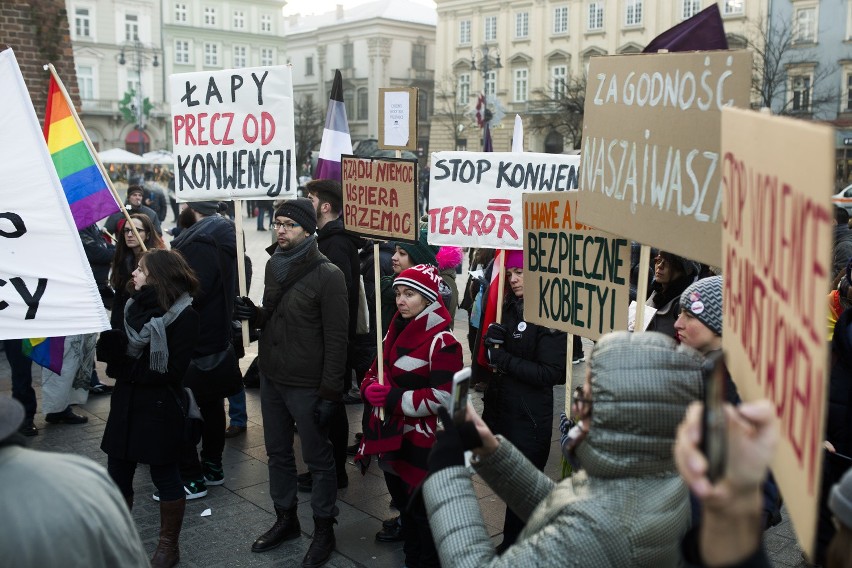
[3,9,852,568]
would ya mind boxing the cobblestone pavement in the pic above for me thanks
[0,208,808,567]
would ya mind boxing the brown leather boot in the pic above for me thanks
[150,497,185,568]
[301,516,337,568]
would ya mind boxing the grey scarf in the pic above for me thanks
[124,293,194,373]
[271,234,316,283]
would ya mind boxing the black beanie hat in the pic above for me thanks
[188,201,221,216]
[275,197,317,234]
[127,185,144,199]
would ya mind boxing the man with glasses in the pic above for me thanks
[104,185,162,236]
[234,197,348,568]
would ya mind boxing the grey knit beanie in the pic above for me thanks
[275,197,317,234]
[680,276,723,336]
[830,468,852,529]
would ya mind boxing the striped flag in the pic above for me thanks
[314,69,352,182]
[44,74,119,229]
[21,337,65,375]
[643,4,728,53]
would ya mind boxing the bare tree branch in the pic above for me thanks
[527,74,587,150]
[294,96,324,174]
[431,73,477,149]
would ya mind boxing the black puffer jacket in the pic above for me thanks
[482,294,567,466]
[171,215,237,356]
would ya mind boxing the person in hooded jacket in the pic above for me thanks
[171,201,242,499]
[423,331,704,567]
[645,251,697,339]
[480,249,567,551]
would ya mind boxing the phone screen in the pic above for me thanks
[449,368,471,425]
[701,351,727,483]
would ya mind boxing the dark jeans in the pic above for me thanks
[3,339,36,419]
[256,203,273,229]
[180,396,225,481]
[260,374,338,518]
[108,455,184,502]
[385,472,439,568]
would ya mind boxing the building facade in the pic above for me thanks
[285,0,436,155]
[430,0,765,154]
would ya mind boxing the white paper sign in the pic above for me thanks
[0,49,109,339]
[627,300,657,332]
[383,91,410,148]
[170,66,298,201]
[428,151,581,249]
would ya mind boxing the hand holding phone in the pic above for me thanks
[701,351,727,483]
[448,368,471,425]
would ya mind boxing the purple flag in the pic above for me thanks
[483,123,493,153]
[314,70,353,182]
[643,4,728,53]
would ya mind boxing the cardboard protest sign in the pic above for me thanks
[522,192,630,339]
[721,107,833,558]
[342,155,418,242]
[0,49,109,339]
[578,51,751,267]
[428,151,581,250]
[170,66,298,201]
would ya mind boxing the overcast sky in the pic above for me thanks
[282,0,436,16]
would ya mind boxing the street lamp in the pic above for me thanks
[118,40,159,155]
[470,45,502,150]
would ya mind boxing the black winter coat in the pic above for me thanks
[172,215,237,356]
[482,294,567,466]
[100,292,200,465]
[79,224,114,286]
[317,218,364,339]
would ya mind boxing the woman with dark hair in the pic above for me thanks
[97,249,200,568]
[357,264,464,568]
[109,213,166,330]
[481,249,567,551]
[645,251,697,339]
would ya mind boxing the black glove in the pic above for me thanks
[483,323,507,348]
[427,407,484,474]
[96,329,127,363]
[314,398,339,430]
[233,296,258,326]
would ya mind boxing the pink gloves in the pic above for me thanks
[364,383,391,408]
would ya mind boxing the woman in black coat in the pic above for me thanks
[481,249,567,551]
[98,249,199,568]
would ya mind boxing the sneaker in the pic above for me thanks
[572,356,585,365]
[202,462,225,486]
[89,383,113,395]
[154,480,208,501]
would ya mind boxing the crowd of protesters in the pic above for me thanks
[5,186,852,568]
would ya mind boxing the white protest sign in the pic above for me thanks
[170,65,298,201]
[721,107,833,559]
[428,151,581,250]
[0,49,109,339]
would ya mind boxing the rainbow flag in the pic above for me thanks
[21,337,65,375]
[44,75,118,229]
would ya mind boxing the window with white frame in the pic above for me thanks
[553,6,568,34]
[625,0,643,26]
[125,13,139,41]
[261,14,272,33]
[233,10,245,29]
[204,42,219,66]
[485,70,497,97]
[514,68,528,102]
[357,88,369,120]
[75,8,91,38]
[204,7,217,27]
[305,56,314,76]
[790,74,811,112]
[723,0,744,15]
[485,16,498,42]
[588,2,604,31]
[412,44,427,70]
[794,6,817,42]
[77,65,94,99]
[174,40,191,64]
[682,0,701,20]
[342,43,354,69]
[174,3,187,23]
[233,45,247,68]
[261,48,274,66]
[846,72,852,112]
[459,19,471,44]
[457,73,471,105]
[515,12,529,38]
[551,65,568,97]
